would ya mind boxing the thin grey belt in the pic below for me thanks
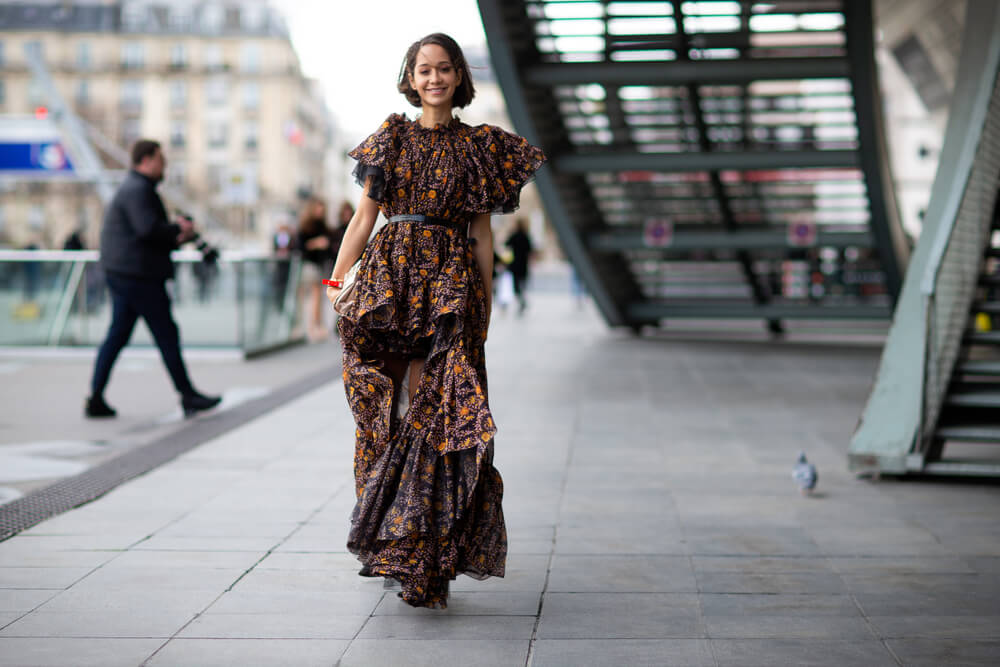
[387,214,468,235]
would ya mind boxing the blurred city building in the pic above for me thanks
[876,0,965,238]
[0,0,332,249]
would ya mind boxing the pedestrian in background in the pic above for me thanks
[333,201,351,258]
[505,217,533,315]
[297,196,334,341]
[325,32,545,608]
[85,139,221,419]
[271,217,296,312]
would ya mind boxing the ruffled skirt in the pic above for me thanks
[337,221,506,608]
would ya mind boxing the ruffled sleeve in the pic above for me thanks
[462,125,546,214]
[348,114,407,202]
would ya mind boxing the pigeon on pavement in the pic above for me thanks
[792,452,818,495]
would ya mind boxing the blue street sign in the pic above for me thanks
[0,116,75,175]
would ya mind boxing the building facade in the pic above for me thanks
[0,0,332,249]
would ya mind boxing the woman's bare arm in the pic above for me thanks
[326,179,379,303]
[468,213,494,324]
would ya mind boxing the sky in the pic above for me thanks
[275,1,489,139]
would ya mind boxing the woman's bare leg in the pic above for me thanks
[407,357,425,404]
[308,285,327,340]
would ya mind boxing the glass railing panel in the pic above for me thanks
[0,251,83,345]
[0,250,304,354]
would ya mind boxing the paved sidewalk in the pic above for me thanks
[1,292,999,666]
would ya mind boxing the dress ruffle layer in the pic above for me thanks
[349,114,546,217]
[338,222,505,608]
[339,114,544,608]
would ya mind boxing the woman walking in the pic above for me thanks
[298,197,338,341]
[325,33,544,608]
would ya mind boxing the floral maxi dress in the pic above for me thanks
[339,114,545,608]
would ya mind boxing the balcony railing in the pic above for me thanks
[0,249,305,357]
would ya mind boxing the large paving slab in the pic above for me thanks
[1,290,999,666]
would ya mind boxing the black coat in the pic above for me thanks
[99,170,180,281]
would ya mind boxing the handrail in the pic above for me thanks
[915,2,1000,455]
[0,251,305,355]
[848,0,1000,474]
[0,249,274,262]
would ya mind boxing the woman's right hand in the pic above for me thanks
[325,285,342,305]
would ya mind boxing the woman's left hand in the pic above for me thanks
[325,285,342,305]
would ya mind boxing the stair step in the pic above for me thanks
[971,301,1000,314]
[964,331,1000,345]
[945,389,1000,408]
[935,424,1000,443]
[956,359,1000,375]
[922,460,1000,476]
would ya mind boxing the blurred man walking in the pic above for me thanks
[85,140,220,418]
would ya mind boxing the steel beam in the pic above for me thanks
[844,0,909,298]
[627,302,892,321]
[478,0,631,325]
[590,229,876,252]
[524,58,850,87]
[556,149,859,173]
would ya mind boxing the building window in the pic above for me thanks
[24,41,43,61]
[75,80,89,107]
[167,161,186,188]
[240,44,260,73]
[28,205,45,230]
[28,80,45,107]
[122,118,142,146]
[242,81,259,110]
[202,3,224,33]
[243,5,264,31]
[169,6,191,31]
[121,42,144,70]
[170,80,187,109]
[205,77,228,105]
[204,44,224,71]
[207,162,226,192]
[206,121,228,149]
[225,6,241,30]
[76,42,91,70]
[122,3,147,30]
[170,121,186,149]
[120,79,143,111]
[244,121,258,151]
[170,43,186,69]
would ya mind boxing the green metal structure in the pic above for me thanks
[479,0,909,331]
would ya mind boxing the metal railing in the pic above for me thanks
[848,0,1000,474]
[0,249,304,357]
[919,64,1000,452]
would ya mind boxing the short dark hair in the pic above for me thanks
[131,139,161,167]
[397,33,475,109]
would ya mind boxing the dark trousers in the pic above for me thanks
[90,272,194,397]
[511,271,528,309]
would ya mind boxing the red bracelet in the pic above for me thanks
[323,279,343,288]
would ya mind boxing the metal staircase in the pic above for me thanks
[929,205,1000,468]
[849,0,1000,477]
[479,0,908,331]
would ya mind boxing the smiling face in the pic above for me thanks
[408,44,460,112]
